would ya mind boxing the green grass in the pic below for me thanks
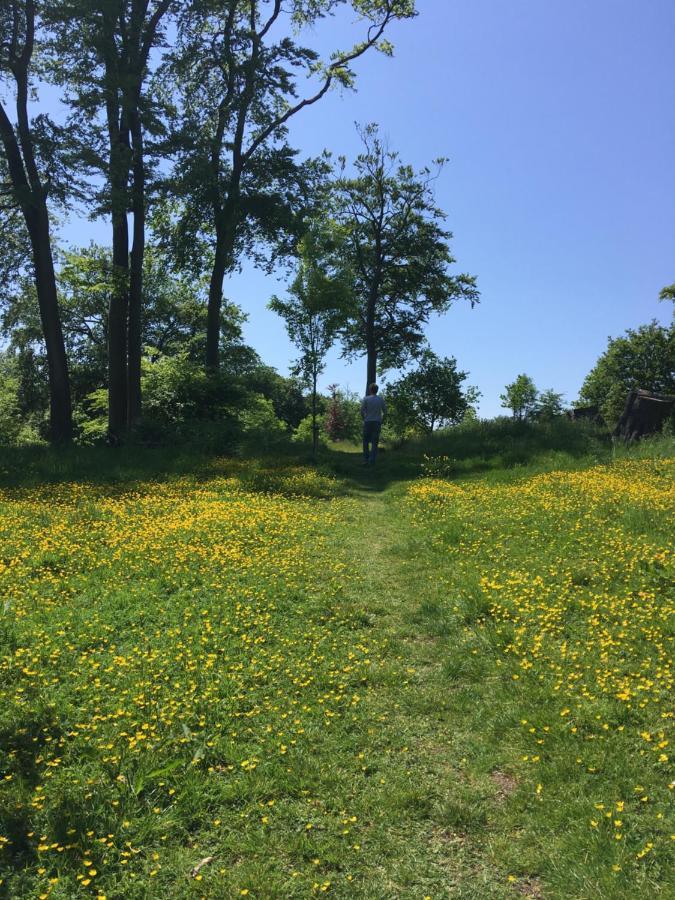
[0,423,672,898]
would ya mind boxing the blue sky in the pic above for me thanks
[58,0,674,415]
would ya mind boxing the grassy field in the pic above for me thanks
[0,424,672,898]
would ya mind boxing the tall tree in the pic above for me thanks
[167,0,416,372]
[48,0,173,438]
[333,124,479,392]
[269,231,347,457]
[0,0,73,441]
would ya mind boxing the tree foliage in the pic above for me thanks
[332,124,479,390]
[162,0,416,370]
[535,388,565,421]
[269,228,349,454]
[387,350,478,435]
[324,384,361,441]
[500,374,538,421]
[1,243,258,437]
[579,320,675,425]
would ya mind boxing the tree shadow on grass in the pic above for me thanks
[0,419,614,499]
[318,418,613,495]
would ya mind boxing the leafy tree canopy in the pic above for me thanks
[269,228,350,388]
[387,349,479,435]
[1,243,249,399]
[500,373,538,421]
[535,388,565,421]
[332,123,478,387]
[578,320,675,425]
[269,226,350,453]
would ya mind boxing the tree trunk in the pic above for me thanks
[0,94,72,443]
[365,294,377,393]
[108,194,129,441]
[206,234,229,370]
[27,206,73,443]
[106,117,131,442]
[127,105,144,429]
[311,370,318,461]
[206,194,239,370]
[99,0,171,437]
[364,265,380,393]
[366,347,377,394]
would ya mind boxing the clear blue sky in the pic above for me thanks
[59,0,674,415]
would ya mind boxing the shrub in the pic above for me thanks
[324,386,362,442]
[292,413,327,447]
[239,396,289,451]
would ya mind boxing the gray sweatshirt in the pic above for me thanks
[361,394,386,423]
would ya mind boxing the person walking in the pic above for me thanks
[361,383,386,465]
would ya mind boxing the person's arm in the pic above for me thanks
[381,398,386,421]
[360,398,367,420]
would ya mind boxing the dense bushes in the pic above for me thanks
[407,416,609,475]
[0,352,46,445]
[0,343,309,451]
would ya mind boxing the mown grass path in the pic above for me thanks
[325,478,529,899]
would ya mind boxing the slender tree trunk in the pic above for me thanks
[311,369,318,460]
[127,105,144,428]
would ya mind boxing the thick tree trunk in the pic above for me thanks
[365,290,377,393]
[100,3,131,443]
[27,207,73,443]
[108,203,129,440]
[107,119,131,442]
[127,107,145,429]
[206,194,239,370]
[366,348,377,394]
[206,235,230,370]
[0,95,72,443]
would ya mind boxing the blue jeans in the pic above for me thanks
[363,421,382,464]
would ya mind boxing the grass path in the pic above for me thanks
[326,473,514,899]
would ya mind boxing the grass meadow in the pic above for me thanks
[0,422,672,898]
